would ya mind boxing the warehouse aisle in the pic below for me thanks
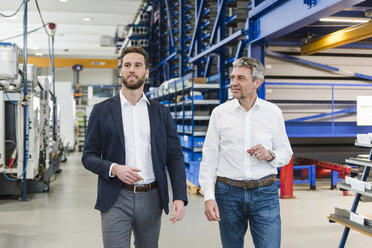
[0,152,371,248]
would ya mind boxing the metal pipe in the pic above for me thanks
[22,0,29,202]
[52,35,56,141]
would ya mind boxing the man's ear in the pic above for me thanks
[255,78,262,88]
[145,69,150,78]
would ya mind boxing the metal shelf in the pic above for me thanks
[182,147,203,152]
[184,116,210,120]
[170,99,220,107]
[185,84,220,90]
[184,131,207,136]
[337,182,372,198]
[328,216,372,237]
[345,158,372,168]
[185,99,220,105]
[355,142,372,148]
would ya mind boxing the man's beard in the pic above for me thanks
[122,74,146,90]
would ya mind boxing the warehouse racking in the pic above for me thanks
[329,141,372,247]
[119,0,372,191]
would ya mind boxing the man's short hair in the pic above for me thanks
[120,46,149,69]
[232,57,265,82]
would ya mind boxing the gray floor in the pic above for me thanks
[0,152,371,248]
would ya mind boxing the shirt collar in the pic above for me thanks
[119,91,150,107]
[232,97,261,112]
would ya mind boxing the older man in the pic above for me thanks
[199,57,292,248]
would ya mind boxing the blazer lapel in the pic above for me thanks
[109,93,126,154]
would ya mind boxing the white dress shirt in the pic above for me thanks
[109,92,155,185]
[199,98,293,201]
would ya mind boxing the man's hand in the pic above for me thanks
[112,164,144,184]
[204,199,220,221]
[169,200,185,224]
[247,144,272,161]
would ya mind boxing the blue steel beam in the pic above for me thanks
[208,0,225,45]
[187,0,205,58]
[249,0,365,43]
[179,0,185,76]
[204,0,225,76]
[158,51,178,67]
[235,39,247,59]
[266,50,372,81]
[287,107,356,123]
[189,30,245,63]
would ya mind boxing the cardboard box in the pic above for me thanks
[189,77,207,84]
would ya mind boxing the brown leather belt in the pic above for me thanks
[216,175,275,189]
[122,181,158,193]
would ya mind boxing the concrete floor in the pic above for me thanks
[0,152,371,248]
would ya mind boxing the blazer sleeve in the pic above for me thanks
[164,107,188,205]
[81,104,114,181]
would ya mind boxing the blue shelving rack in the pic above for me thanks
[131,0,372,188]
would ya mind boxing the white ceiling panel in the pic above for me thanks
[0,0,142,58]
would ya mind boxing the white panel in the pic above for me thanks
[26,96,41,179]
[55,67,115,86]
[55,82,76,150]
[0,92,4,172]
[0,45,19,80]
[357,96,372,126]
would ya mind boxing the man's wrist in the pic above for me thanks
[267,150,276,162]
[110,163,118,177]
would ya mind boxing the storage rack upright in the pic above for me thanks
[328,141,372,247]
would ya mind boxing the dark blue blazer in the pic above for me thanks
[82,93,188,214]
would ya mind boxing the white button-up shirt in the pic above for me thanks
[109,91,155,184]
[199,98,293,201]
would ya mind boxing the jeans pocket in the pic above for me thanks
[214,181,230,195]
[260,182,278,194]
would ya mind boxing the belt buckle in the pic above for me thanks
[242,180,249,189]
[133,185,139,193]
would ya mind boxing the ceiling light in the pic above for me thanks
[35,53,43,56]
[59,0,68,2]
[30,47,39,50]
[83,17,92,21]
[319,17,369,23]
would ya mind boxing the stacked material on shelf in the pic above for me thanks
[330,207,372,234]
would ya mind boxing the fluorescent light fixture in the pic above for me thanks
[59,0,68,2]
[35,53,43,56]
[30,47,39,50]
[319,17,369,23]
[83,17,92,21]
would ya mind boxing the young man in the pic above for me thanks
[199,57,292,248]
[82,46,187,248]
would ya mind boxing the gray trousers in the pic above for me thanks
[101,188,162,248]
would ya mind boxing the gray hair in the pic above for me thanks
[232,57,265,82]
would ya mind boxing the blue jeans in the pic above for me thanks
[215,179,281,248]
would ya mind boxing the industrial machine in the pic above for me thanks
[0,43,64,196]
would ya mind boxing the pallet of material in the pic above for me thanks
[186,180,200,195]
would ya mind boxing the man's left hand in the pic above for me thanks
[169,200,185,224]
[247,145,272,161]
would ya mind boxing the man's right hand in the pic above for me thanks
[204,199,221,221]
[112,164,143,184]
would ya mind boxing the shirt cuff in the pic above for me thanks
[109,163,116,177]
[203,189,215,201]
